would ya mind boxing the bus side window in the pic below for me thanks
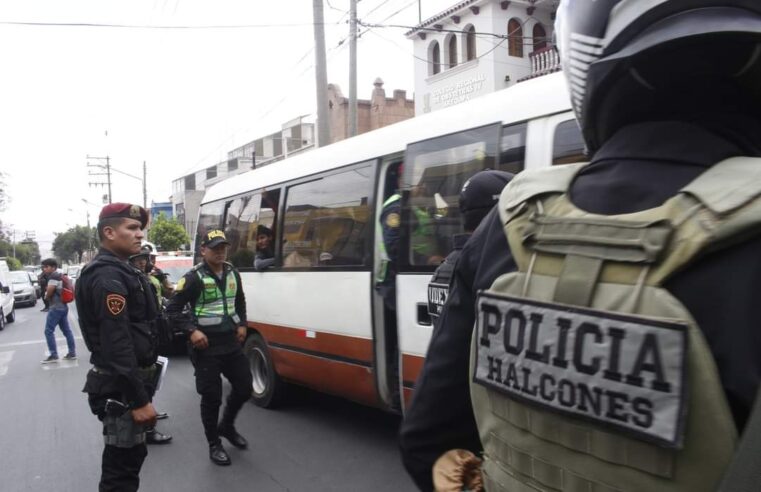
[552,119,587,165]
[225,193,262,268]
[281,163,372,268]
[499,122,528,174]
[194,200,226,263]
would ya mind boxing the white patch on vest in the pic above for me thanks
[427,282,449,318]
[474,292,688,448]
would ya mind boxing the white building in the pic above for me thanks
[407,0,560,114]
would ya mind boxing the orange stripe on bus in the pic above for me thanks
[250,321,374,363]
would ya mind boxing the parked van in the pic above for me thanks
[0,259,17,329]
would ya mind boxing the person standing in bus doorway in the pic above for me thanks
[401,2,761,491]
[166,229,252,466]
[128,247,173,445]
[75,203,158,492]
[425,170,513,329]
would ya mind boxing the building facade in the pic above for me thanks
[407,0,559,114]
[327,79,415,144]
[171,81,414,239]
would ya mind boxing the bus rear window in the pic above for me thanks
[194,200,226,263]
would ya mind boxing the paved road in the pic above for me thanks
[0,304,418,491]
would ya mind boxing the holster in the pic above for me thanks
[103,412,146,448]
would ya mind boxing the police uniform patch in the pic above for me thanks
[386,212,400,228]
[474,292,688,448]
[427,281,449,319]
[106,293,127,316]
[175,277,186,292]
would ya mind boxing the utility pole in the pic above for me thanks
[142,161,147,209]
[313,0,331,147]
[87,155,112,204]
[349,0,358,137]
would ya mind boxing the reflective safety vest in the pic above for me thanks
[470,158,761,492]
[148,274,162,308]
[193,265,240,333]
[377,193,401,283]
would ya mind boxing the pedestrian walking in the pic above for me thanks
[166,229,252,466]
[75,203,159,491]
[39,258,76,363]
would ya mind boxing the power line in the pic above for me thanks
[0,20,338,29]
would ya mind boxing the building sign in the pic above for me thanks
[431,74,487,108]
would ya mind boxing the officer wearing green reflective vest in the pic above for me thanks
[166,229,252,466]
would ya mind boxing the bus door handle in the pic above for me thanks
[417,303,432,326]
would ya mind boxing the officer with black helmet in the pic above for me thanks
[166,229,252,466]
[76,202,159,491]
[400,2,761,491]
[426,170,513,325]
[128,247,172,445]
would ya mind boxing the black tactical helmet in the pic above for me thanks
[555,1,761,152]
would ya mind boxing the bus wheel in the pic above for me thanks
[244,333,284,408]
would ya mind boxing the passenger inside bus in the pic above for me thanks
[254,225,274,271]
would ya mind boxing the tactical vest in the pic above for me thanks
[428,233,470,321]
[193,264,240,333]
[470,158,761,492]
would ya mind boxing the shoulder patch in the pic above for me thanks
[175,277,186,292]
[385,212,400,228]
[106,294,126,316]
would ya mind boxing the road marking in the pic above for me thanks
[0,336,84,349]
[0,351,14,376]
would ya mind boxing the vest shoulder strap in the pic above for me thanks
[681,156,761,214]
[500,162,585,213]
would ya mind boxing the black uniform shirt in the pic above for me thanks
[76,248,159,408]
[399,120,761,491]
[166,261,247,355]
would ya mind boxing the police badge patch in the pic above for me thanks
[106,293,127,316]
[474,291,688,448]
[386,212,400,228]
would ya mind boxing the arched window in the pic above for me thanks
[447,34,458,68]
[464,25,476,61]
[533,23,547,51]
[429,41,441,75]
[508,18,523,58]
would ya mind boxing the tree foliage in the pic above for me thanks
[6,257,22,270]
[52,225,96,264]
[148,213,189,251]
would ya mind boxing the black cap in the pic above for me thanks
[460,170,514,231]
[98,202,149,229]
[201,229,230,248]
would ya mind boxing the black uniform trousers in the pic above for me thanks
[192,346,253,444]
[100,443,147,492]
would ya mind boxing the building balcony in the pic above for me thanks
[517,45,562,83]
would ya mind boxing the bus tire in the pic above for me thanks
[244,333,284,408]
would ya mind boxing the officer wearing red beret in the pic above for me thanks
[75,203,160,491]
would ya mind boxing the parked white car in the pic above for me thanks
[9,271,37,307]
[0,259,16,329]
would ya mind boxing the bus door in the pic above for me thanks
[396,123,502,410]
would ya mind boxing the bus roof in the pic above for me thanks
[203,72,571,205]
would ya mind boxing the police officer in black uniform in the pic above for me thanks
[76,203,159,492]
[400,2,761,490]
[166,229,252,466]
[426,170,513,326]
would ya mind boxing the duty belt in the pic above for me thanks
[104,433,146,445]
[92,364,155,376]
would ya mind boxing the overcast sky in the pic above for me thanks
[0,0,454,257]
